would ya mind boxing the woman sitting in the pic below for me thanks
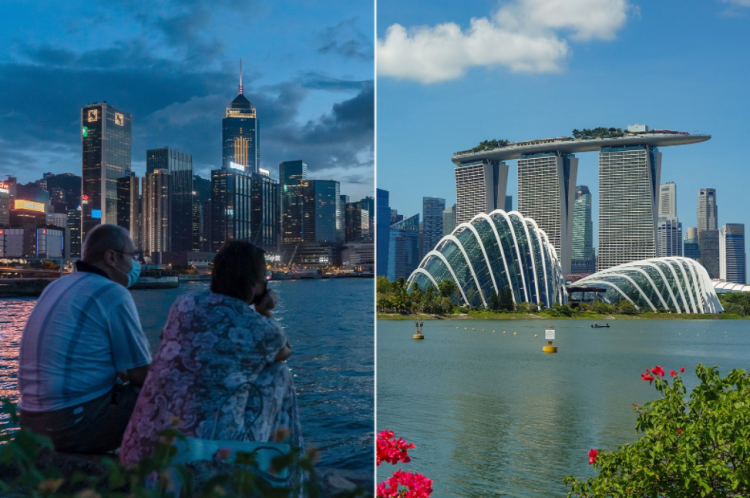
[120,241,301,466]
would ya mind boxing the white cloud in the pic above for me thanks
[378,0,632,83]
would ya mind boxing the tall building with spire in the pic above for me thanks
[223,60,259,174]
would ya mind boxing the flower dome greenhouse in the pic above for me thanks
[407,210,567,308]
[569,257,723,314]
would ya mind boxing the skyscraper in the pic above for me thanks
[504,195,513,212]
[699,229,720,279]
[388,214,420,281]
[657,219,683,257]
[116,172,139,248]
[421,197,445,257]
[376,188,390,276]
[141,169,171,256]
[517,152,578,273]
[659,182,677,219]
[571,185,594,274]
[81,102,132,241]
[147,148,193,252]
[66,208,81,259]
[223,62,259,174]
[442,204,456,236]
[0,181,9,227]
[301,180,342,244]
[720,224,746,284]
[697,188,718,231]
[684,227,700,261]
[345,202,369,242]
[598,145,661,270]
[279,160,307,247]
[454,159,508,225]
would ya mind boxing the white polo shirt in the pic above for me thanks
[18,267,152,412]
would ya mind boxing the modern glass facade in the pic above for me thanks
[388,214,420,281]
[571,185,595,273]
[517,152,578,274]
[408,210,566,308]
[146,147,193,252]
[454,159,508,225]
[720,224,746,284]
[421,197,445,259]
[279,160,307,246]
[569,257,723,314]
[81,102,132,241]
[376,188,390,276]
[223,94,259,174]
[141,169,171,256]
[302,180,341,244]
[657,218,683,257]
[442,204,456,236]
[66,208,81,259]
[598,145,661,271]
[699,229,720,278]
[697,188,718,231]
[684,227,700,261]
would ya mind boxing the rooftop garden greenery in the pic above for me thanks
[572,127,625,140]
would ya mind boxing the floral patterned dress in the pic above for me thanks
[120,291,303,466]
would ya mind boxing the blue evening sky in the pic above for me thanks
[377,1,750,253]
[0,0,374,200]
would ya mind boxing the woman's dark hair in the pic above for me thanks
[211,241,267,302]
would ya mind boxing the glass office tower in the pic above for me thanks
[223,65,259,174]
[376,188,390,276]
[302,180,342,244]
[720,224,746,284]
[147,147,193,252]
[571,185,595,273]
[279,160,308,246]
[81,102,132,241]
[421,197,445,259]
[388,213,420,281]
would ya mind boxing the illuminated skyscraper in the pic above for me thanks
[141,169,171,256]
[279,160,307,246]
[223,61,259,174]
[301,180,342,244]
[81,102,132,241]
[147,147,193,252]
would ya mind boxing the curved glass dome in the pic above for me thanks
[407,210,567,308]
[569,257,723,313]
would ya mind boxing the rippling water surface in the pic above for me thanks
[0,279,374,472]
[377,319,750,497]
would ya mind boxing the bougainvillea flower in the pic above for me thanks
[377,430,416,466]
[670,370,677,377]
[588,449,598,465]
[641,373,655,381]
[680,366,685,373]
[377,470,433,498]
[652,366,665,377]
[678,429,682,434]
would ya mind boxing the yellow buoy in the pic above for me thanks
[413,332,424,340]
[534,334,538,338]
[513,332,517,336]
[472,328,475,331]
[543,325,557,353]
[543,343,558,353]
[503,331,507,334]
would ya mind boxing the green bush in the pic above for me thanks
[564,365,750,497]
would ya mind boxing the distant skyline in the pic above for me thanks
[0,0,374,201]
[376,0,750,259]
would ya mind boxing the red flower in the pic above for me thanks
[670,370,677,377]
[641,373,655,381]
[651,366,665,377]
[678,429,682,434]
[588,449,598,465]
[680,367,685,373]
[377,470,433,498]
[377,430,416,466]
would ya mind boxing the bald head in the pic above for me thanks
[82,224,133,263]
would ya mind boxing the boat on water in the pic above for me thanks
[591,322,610,329]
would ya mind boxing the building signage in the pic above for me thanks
[229,162,246,172]
[259,168,270,177]
[91,209,102,219]
[0,182,8,194]
[14,200,45,213]
[545,329,555,340]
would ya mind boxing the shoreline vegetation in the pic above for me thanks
[377,276,750,321]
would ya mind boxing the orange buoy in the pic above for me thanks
[503,331,506,334]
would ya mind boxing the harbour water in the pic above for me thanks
[0,279,374,472]
[377,319,750,497]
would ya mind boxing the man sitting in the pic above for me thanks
[18,224,151,453]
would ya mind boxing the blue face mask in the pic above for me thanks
[126,259,141,288]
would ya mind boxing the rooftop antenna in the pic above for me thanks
[239,59,243,95]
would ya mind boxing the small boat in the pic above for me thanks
[591,323,610,329]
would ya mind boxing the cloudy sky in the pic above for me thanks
[0,0,374,201]
[377,0,750,275]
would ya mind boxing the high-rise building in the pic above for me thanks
[301,180,342,244]
[659,182,677,220]
[720,224,746,284]
[46,173,82,213]
[359,196,375,240]
[684,227,700,261]
[454,159,508,225]
[192,195,202,252]
[210,167,279,253]
[698,229,720,279]
[657,219,683,257]
[116,173,139,244]
[345,202,369,242]
[279,160,307,246]
[81,102,132,241]
[571,185,595,274]
[421,197,445,258]
[598,145,661,270]
[390,209,403,224]
[388,214,420,281]
[67,208,82,259]
[0,181,9,227]
[223,62,259,174]
[518,152,579,273]
[141,169,171,257]
[192,175,211,252]
[697,188,718,231]
[147,148,193,252]
[376,188,390,276]
[505,195,513,212]
[443,204,456,236]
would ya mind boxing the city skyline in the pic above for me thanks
[0,0,374,202]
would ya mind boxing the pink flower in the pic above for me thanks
[670,370,677,377]
[680,366,685,373]
[213,447,233,462]
[377,470,433,498]
[588,449,598,465]
[641,373,655,382]
[377,430,415,466]
[651,366,665,377]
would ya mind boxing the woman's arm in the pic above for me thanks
[274,341,291,362]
